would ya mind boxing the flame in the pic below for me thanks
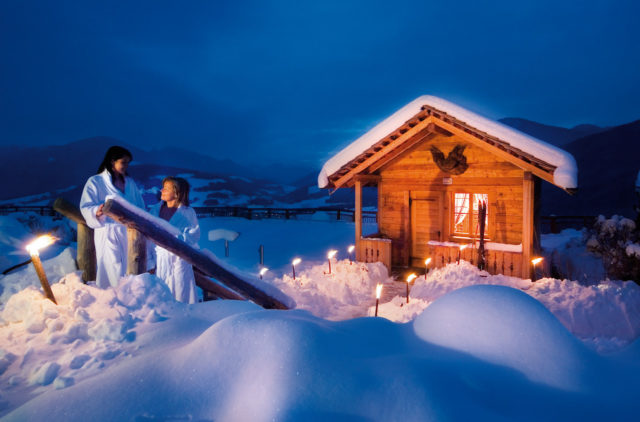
[348,245,355,253]
[459,244,469,251]
[327,249,338,259]
[531,257,543,265]
[406,273,417,283]
[375,283,383,299]
[26,235,57,256]
[292,258,302,266]
[424,257,432,266]
[259,267,269,276]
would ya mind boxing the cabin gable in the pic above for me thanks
[319,96,576,278]
[377,134,527,267]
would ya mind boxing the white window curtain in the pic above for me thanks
[454,193,469,228]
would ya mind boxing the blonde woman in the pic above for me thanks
[150,177,200,303]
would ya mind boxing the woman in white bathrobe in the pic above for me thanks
[80,146,145,288]
[150,177,200,304]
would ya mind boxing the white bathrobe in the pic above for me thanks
[80,170,145,288]
[149,203,200,304]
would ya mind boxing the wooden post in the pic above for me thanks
[355,179,363,262]
[53,198,97,282]
[404,191,411,267]
[126,227,147,275]
[30,253,57,304]
[102,198,289,309]
[522,172,535,279]
[76,225,97,282]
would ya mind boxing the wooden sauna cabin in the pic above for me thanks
[318,96,578,278]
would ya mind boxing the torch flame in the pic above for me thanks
[259,267,269,276]
[406,273,417,283]
[327,249,338,259]
[375,283,383,299]
[459,244,469,251]
[292,258,301,266]
[424,257,432,266]
[348,245,355,253]
[26,235,57,256]
[531,257,543,265]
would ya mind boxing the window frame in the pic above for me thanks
[450,191,490,240]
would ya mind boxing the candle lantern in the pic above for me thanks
[347,245,355,264]
[406,273,417,303]
[457,244,469,265]
[25,235,58,304]
[374,283,383,317]
[291,258,301,280]
[327,249,338,274]
[531,257,543,281]
[424,257,432,280]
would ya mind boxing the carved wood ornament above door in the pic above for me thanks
[429,144,469,175]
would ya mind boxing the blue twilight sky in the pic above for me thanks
[1,0,639,168]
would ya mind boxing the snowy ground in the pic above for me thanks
[0,213,639,420]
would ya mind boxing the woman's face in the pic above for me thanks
[111,156,131,177]
[161,181,178,203]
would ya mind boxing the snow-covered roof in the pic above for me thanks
[318,95,578,190]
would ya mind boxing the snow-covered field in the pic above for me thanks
[0,212,639,421]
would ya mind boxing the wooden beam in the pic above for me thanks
[522,172,534,279]
[369,127,438,173]
[354,174,381,184]
[194,268,246,301]
[126,227,147,275]
[431,119,558,186]
[102,199,290,309]
[403,190,411,267]
[53,197,96,282]
[433,125,454,137]
[331,116,435,190]
[53,197,88,225]
[355,179,363,261]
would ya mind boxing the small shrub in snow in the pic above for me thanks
[586,215,640,283]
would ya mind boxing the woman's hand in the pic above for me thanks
[96,203,104,218]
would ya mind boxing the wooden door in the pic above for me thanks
[410,191,443,267]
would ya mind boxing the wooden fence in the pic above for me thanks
[426,244,525,278]
[358,237,392,271]
[0,205,59,216]
[540,215,596,234]
[193,206,378,223]
[0,205,377,223]
[0,205,592,233]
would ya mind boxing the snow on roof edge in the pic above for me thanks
[318,95,578,190]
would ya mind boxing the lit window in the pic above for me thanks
[453,193,488,237]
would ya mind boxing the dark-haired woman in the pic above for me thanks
[80,146,145,288]
[150,176,199,303]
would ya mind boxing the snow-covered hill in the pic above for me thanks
[0,212,639,420]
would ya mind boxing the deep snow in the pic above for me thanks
[0,213,639,421]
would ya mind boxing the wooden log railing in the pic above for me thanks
[102,198,290,309]
[53,198,97,282]
[193,268,245,301]
[52,199,259,303]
